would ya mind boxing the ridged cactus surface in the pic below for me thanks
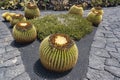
[39,34,78,72]
[12,21,37,43]
[87,7,104,26]
[68,5,83,16]
[10,14,26,26]
[24,3,40,19]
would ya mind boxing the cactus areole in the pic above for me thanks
[39,33,78,72]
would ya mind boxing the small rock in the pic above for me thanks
[105,46,117,52]
[109,52,120,62]
[105,58,120,68]
[5,46,17,52]
[114,77,120,80]
[94,37,106,43]
[90,48,110,58]
[105,66,120,78]
[115,42,120,48]
[106,37,119,43]
[117,48,120,53]
[89,55,105,70]
[0,56,22,68]
[4,64,25,79]
[0,48,6,55]
[3,50,20,61]
[105,33,115,38]
[87,68,114,80]
[91,41,106,49]
[13,72,30,80]
[106,42,116,48]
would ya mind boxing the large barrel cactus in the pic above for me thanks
[39,33,78,72]
[24,2,40,19]
[87,7,104,26]
[12,21,37,43]
[10,14,26,26]
[68,5,84,16]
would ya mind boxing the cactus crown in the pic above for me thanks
[92,7,103,15]
[49,33,74,50]
[12,14,24,19]
[26,2,38,9]
[94,6,102,10]
[15,22,32,32]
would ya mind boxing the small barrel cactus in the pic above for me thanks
[24,2,40,19]
[6,13,17,22]
[68,5,84,16]
[87,7,104,26]
[2,12,10,21]
[10,14,26,26]
[39,33,78,72]
[12,21,37,43]
[2,12,17,22]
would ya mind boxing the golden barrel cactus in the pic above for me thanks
[68,5,84,16]
[24,3,40,19]
[2,12,16,22]
[10,14,26,26]
[2,12,10,21]
[39,33,78,72]
[87,7,104,26]
[12,21,37,43]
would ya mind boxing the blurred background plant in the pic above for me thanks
[0,0,38,10]
[0,0,120,10]
[20,0,39,7]
[0,0,21,10]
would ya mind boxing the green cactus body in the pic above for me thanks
[87,12,102,25]
[69,5,83,16]
[2,12,17,22]
[25,3,40,19]
[12,22,37,43]
[87,7,103,26]
[39,33,78,72]
[10,14,26,26]
[6,13,17,22]
[2,12,10,21]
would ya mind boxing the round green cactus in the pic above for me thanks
[87,7,104,26]
[39,33,78,72]
[10,14,26,26]
[68,5,84,16]
[24,3,40,19]
[12,21,37,43]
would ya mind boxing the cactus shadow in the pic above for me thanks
[10,40,33,48]
[2,21,13,29]
[34,59,71,79]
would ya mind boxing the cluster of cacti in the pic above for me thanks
[68,5,84,16]
[24,2,40,19]
[12,21,37,43]
[87,7,104,26]
[10,14,26,26]
[2,12,16,22]
[39,33,78,72]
